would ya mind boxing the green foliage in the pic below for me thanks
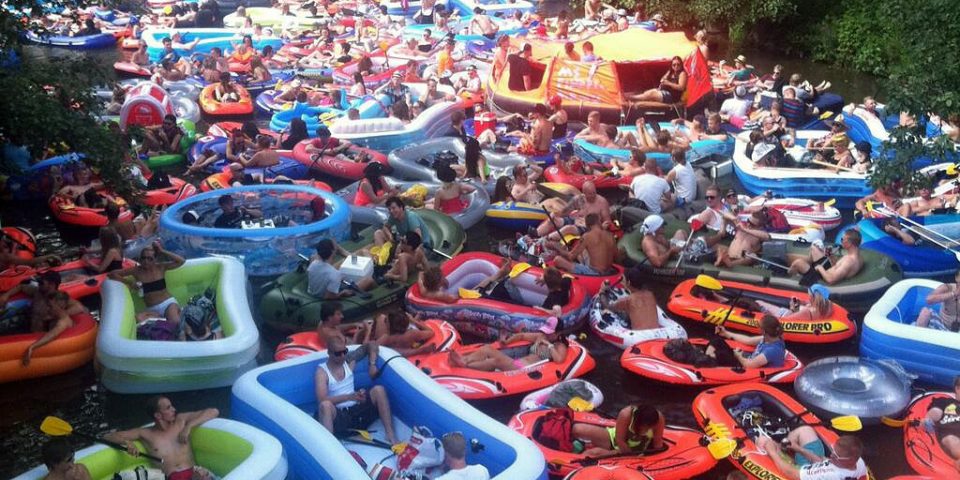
[868,127,954,195]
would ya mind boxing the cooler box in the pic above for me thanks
[474,112,497,137]
[340,255,374,282]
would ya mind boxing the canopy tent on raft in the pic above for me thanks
[489,29,710,123]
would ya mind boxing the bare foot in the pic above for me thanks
[448,350,466,368]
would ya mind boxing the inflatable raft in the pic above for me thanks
[861,278,960,387]
[573,123,734,173]
[619,219,902,313]
[0,309,96,384]
[142,29,283,63]
[199,83,254,116]
[903,392,960,480]
[621,338,803,386]
[258,209,465,331]
[48,191,134,227]
[231,346,548,479]
[741,197,843,231]
[273,319,461,361]
[0,258,136,298]
[853,215,960,278]
[404,252,591,340]
[141,176,198,207]
[589,286,687,349]
[97,257,260,393]
[290,140,389,181]
[411,338,596,399]
[11,418,287,480]
[509,408,717,479]
[794,355,913,424]
[667,278,857,344]
[543,163,633,191]
[336,179,491,229]
[24,31,116,49]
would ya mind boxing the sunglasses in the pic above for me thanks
[331,349,348,357]
[726,193,737,198]
[705,195,717,200]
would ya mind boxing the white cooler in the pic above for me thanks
[339,255,374,282]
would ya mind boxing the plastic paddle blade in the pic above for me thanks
[458,288,482,299]
[509,262,532,278]
[948,165,959,176]
[824,198,837,207]
[880,416,907,427]
[349,428,374,441]
[562,233,580,244]
[830,415,863,432]
[391,442,408,454]
[695,274,723,291]
[819,110,834,120]
[40,416,73,437]
[567,396,594,412]
[708,438,738,460]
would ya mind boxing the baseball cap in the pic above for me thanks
[641,215,664,234]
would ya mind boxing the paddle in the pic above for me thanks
[40,416,164,463]
[811,159,859,173]
[880,416,908,428]
[867,205,960,261]
[672,219,704,271]
[458,287,482,299]
[549,435,736,468]
[744,252,790,271]
[345,428,406,453]
[541,205,571,248]
[871,203,960,248]
[782,410,863,432]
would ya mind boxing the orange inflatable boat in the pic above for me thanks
[48,191,134,227]
[0,310,97,383]
[273,319,461,361]
[1,227,36,262]
[667,278,856,344]
[411,339,595,399]
[142,176,197,207]
[562,466,654,479]
[199,83,254,116]
[508,408,716,479]
[0,258,136,297]
[903,392,960,480]
[620,338,803,386]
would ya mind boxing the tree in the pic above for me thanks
[0,0,137,199]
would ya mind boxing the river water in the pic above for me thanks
[0,25,918,480]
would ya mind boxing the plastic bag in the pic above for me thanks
[112,466,164,480]
[396,426,444,476]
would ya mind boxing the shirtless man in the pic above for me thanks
[510,104,552,155]
[536,181,611,238]
[510,163,545,203]
[0,271,86,337]
[787,229,863,285]
[103,397,220,480]
[317,302,366,346]
[0,232,60,271]
[39,438,91,480]
[469,7,498,39]
[241,136,280,168]
[915,270,960,331]
[902,186,956,216]
[602,267,660,330]
[714,211,770,267]
[575,111,615,148]
[373,311,436,357]
[638,214,685,268]
[552,213,617,275]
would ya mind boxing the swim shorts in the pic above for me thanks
[146,296,179,316]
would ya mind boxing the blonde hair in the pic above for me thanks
[811,290,832,317]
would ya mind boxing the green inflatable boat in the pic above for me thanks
[143,119,197,169]
[618,219,902,313]
[259,209,466,332]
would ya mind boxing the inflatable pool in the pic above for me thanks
[667,278,857,344]
[589,286,687,348]
[258,208,465,331]
[574,123,734,173]
[231,347,549,479]
[853,215,960,278]
[794,355,913,424]
[98,257,260,393]
[405,252,591,340]
[861,278,960,387]
[336,179,491,229]
[732,131,874,208]
[142,28,283,62]
[11,418,286,480]
[24,30,116,49]
[619,218,902,313]
[0,307,96,384]
[158,185,350,276]
[329,96,463,153]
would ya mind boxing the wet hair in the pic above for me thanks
[760,315,784,338]
[436,164,457,183]
[387,311,410,334]
[219,71,231,83]
[655,130,671,146]
[422,265,443,291]
[604,124,618,139]
[315,238,335,260]
[493,176,512,202]
[585,212,600,228]
[287,118,308,145]
[385,196,405,209]
[104,201,121,221]
[363,162,386,192]
[320,301,342,322]
[631,404,660,429]
[41,438,74,469]
[99,226,121,252]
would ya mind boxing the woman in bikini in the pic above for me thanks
[83,226,125,274]
[354,162,397,207]
[448,317,568,371]
[571,404,666,458]
[109,240,186,326]
[215,71,241,103]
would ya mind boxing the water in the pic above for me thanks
[0,28,913,480]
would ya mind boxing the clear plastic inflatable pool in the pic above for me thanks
[158,185,350,276]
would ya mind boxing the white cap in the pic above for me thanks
[641,215,664,234]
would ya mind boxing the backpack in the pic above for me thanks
[181,288,217,341]
[532,408,574,452]
[663,339,717,368]
[136,319,179,341]
[764,207,791,233]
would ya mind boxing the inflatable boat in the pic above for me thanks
[0,258,136,298]
[97,257,260,393]
[902,392,960,480]
[0,308,96,384]
[852,215,960,278]
[573,123,734,173]
[336,179,491,229]
[328,96,463,153]
[24,31,116,49]
[231,347,549,479]
[290,140,388,181]
[589,286,687,348]
[273,319,461,361]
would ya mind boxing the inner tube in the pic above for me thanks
[794,355,914,423]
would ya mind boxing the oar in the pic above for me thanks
[868,206,960,260]
[541,206,571,248]
[672,218,704,271]
[345,428,406,453]
[811,159,858,173]
[783,410,863,432]
[872,204,960,248]
[40,416,164,463]
[744,252,790,271]
[458,287,482,299]
[429,246,453,260]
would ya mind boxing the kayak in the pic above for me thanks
[589,286,687,349]
[903,392,960,480]
[0,310,96,384]
[404,251,591,340]
[411,338,596,399]
[861,278,960,387]
[620,338,803,386]
[258,209,465,332]
[141,176,198,207]
[509,408,717,479]
[692,382,852,480]
[0,258,137,297]
[543,164,632,191]
[11,418,287,480]
[48,192,134,227]
[98,257,260,393]
[290,140,389,181]
[199,84,254,116]
[273,319,461,361]
[667,278,857,344]
[619,218,902,313]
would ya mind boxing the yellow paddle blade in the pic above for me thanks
[353,429,373,441]
[562,233,580,244]
[830,415,862,432]
[880,416,907,428]
[819,110,834,120]
[458,288,482,299]
[703,421,732,440]
[695,274,723,291]
[567,396,593,412]
[508,262,531,278]
[948,164,959,176]
[707,438,737,460]
[391,442,408,454]
[823,198,837,207]
[40,416,73,437]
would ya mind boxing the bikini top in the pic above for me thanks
[142,278,166,294]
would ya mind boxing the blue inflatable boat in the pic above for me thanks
[861,279,960,387]
[231,347,548,480]
[853,215,960,278]
[574,122,734,172]
[24,31,116,49]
